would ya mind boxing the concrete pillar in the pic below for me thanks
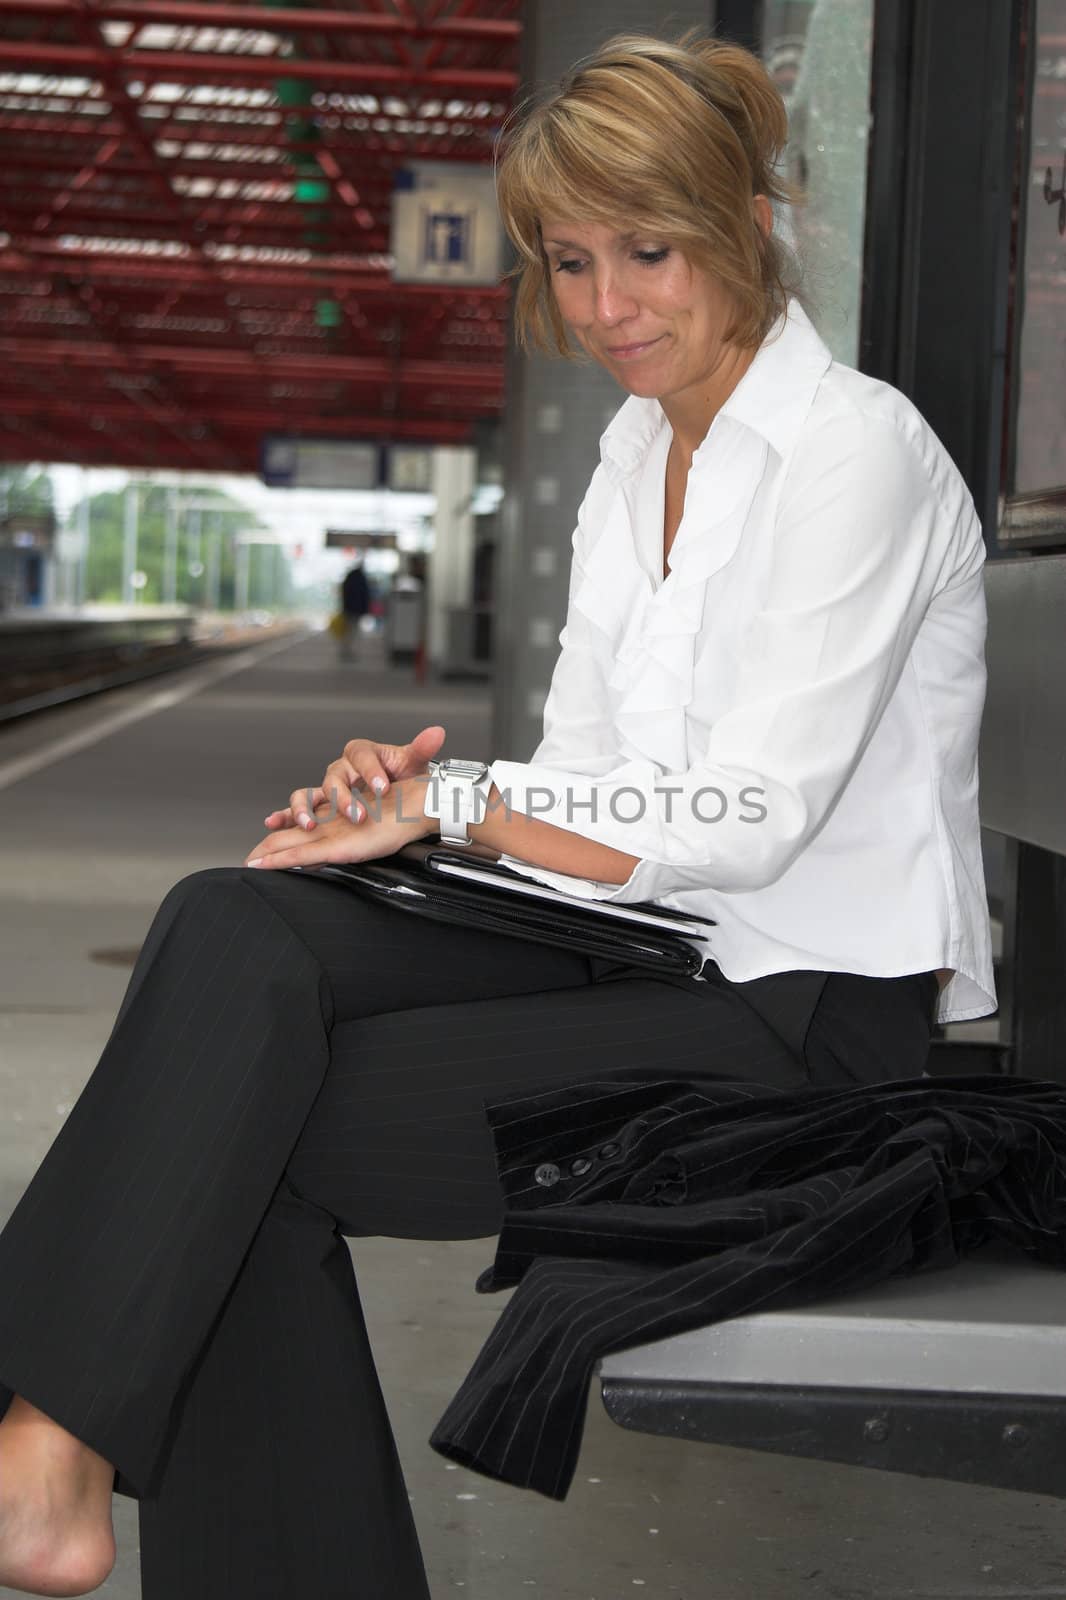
[492,0,713,761]
[426,445,477,671]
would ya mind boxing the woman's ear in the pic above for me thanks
[753,193,773,239]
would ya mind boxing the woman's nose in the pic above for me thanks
[592,272,639,327]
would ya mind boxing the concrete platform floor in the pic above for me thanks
[1,626,1064,1600]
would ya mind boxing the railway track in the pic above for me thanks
[0,611,303,723]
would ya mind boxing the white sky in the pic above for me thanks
[47,462,434,544]
[45,461,438,585]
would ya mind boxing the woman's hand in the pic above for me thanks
[263,724,446,833]
[245,776,434,871]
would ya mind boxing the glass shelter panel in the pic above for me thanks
[1008,0,1066,532]
[762,0,875,365]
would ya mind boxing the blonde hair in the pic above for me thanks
[495,31,802,357]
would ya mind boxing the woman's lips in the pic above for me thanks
[604,334,665,361]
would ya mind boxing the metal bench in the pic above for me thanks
[599,555,1066,1495]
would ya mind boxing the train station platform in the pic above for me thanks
[0,626,1061,1600]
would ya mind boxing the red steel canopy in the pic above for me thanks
[0,0,520,471]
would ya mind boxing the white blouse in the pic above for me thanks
[490,299,996,1025]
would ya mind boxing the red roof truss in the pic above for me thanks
[0,0,520,470]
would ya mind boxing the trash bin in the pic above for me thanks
[386,578,423,664]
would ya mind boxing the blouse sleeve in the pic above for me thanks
[489,412,985,903]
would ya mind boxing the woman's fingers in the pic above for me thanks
[282,784,329,830]
[374,726,447,783]
[320,758,370,822]
[405,725,447,772]
[335,726,446,794]
[265,797,339,830]
[268,729,448,837]
[342,739,395,795]
[266,771,368,835]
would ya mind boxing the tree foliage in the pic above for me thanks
[0,466,55,517]
[76,483,272,607]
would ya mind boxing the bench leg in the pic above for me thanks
[1000,838,1066,1081]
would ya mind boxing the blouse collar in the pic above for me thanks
[598,297,833,483]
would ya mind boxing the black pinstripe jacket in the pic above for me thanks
[430,1073,1066,1499]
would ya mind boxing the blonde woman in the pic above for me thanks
[0,33,993,1600]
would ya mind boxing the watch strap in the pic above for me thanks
[425,759,491,847]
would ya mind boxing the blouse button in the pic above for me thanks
[570,1157,592,1177]
[534,1162,561,1187]
[598,1142,621,1160]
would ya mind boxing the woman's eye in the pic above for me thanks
[635,248,670,265]
[553,258,584,274]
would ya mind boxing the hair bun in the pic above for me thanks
[681,32,789,191]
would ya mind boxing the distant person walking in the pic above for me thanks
[338,558,370,661]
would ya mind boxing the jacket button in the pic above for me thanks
[534,1162,561,1187]
[598,1141,621,1160]
[570,1157,592,1176]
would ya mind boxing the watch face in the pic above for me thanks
[441,759,489,782]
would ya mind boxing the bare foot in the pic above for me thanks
[0,1398,116,1596]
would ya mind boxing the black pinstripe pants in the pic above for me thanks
[0,866,938,1599]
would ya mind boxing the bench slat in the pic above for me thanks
[599,1248,1066,1492]
[599,1246,1066,1398]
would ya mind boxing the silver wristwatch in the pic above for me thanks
[424,758,491,848]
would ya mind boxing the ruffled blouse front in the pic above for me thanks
[578,417,769,776]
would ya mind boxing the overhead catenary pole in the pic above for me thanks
[122,480,139,604]
[235,538,250,614]
[186,504,202,605]
[205,510,221,612]
[75,467,90,607]
[163,487,178,604]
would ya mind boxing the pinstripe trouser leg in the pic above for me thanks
[0,866,933,1598]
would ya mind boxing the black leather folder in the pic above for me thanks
[309,840,712,977]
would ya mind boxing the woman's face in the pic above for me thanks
[539,211,768,407]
